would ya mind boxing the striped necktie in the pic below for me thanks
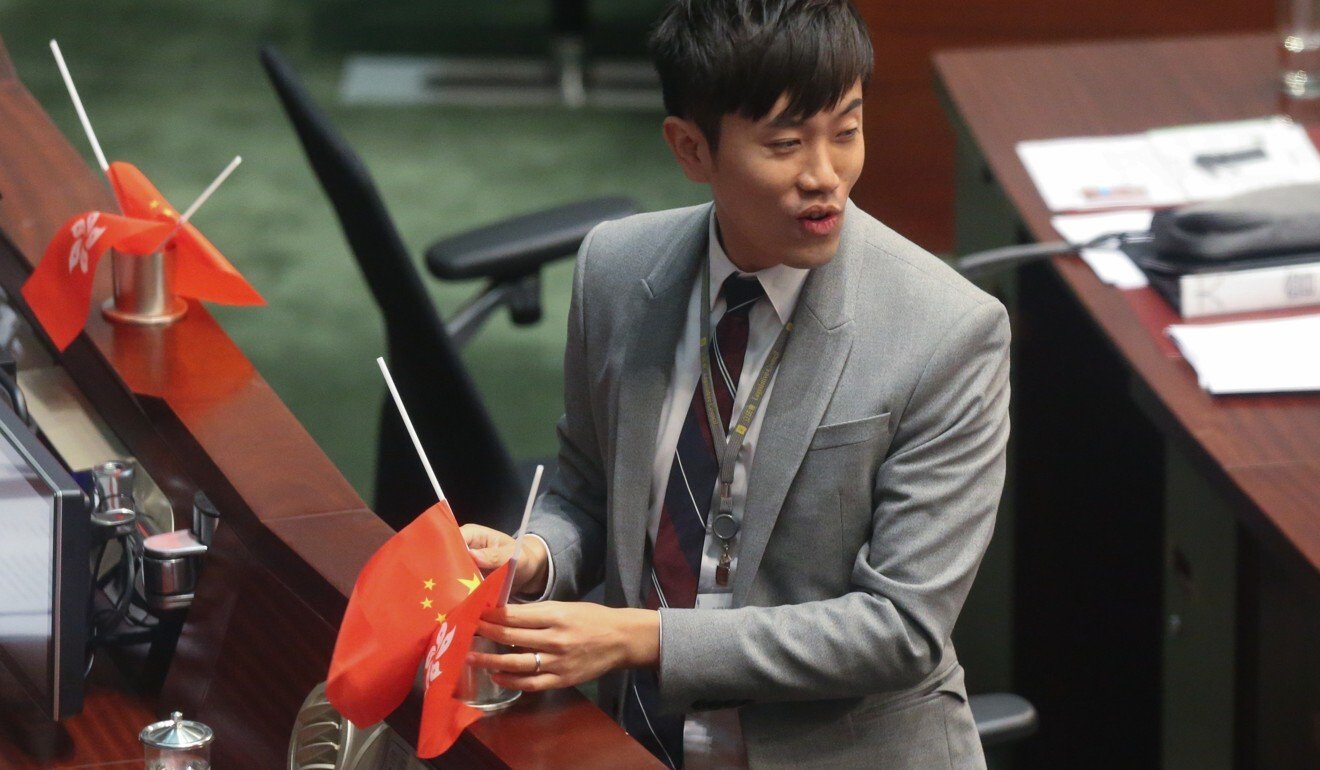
[622,272,765,769]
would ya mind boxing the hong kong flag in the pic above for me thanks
[21,211,172,350]
[106,161,263,306]
[326,500,485,728]
[416,561,509,758]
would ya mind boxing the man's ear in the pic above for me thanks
[662,116,713,184]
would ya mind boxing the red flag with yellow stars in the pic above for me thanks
[326,500,484,727]
[21,211,173,350]
[105,161,264,306]
[417,561,509,758]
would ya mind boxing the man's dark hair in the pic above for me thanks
[648,0,874,152]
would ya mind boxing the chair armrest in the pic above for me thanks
[969,692,1039,748]
[425,196,639,281]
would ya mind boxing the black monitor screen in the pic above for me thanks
[0,400,88,720]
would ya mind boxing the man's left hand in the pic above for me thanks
[469,602,659,691]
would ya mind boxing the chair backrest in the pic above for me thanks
[260,45,522,532]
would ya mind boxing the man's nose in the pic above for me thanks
[796,145,841,194]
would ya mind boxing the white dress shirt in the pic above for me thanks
[646,212,808,769]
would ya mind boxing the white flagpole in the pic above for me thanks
[500,464,544,605]
[510,464,543,563]
[375,356,446,503]
[178,156,241,224]
[49,40,109,173]
[149,156,242,253]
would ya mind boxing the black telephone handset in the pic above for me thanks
[1143,182,1320,273]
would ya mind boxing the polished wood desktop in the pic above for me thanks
[0,34,659,769]
[849,0,1269,252]
[936,33,1320,768]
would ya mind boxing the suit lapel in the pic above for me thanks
[611,206,708,606]
[732,202,862,606]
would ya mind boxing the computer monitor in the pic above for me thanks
[0,396,90,720]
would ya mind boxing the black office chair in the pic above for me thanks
[260,45,638,532]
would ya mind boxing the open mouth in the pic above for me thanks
[797,209,840,236]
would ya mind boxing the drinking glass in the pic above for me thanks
[1280,0,1320,98]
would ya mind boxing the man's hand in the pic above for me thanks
[469,603,660,692]
[460,523,549,597]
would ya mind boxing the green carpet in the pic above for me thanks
[2,0,702,502]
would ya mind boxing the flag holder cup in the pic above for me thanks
[102,247,188,326]
[457,637,522,712]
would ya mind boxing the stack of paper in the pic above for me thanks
[1166,314,1320,394]
[1018,117,1320,213]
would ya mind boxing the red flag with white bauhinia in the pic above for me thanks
[326,500,485,728]
[21,211,173,350]
[416,561,509,758]
[106,161,264,306]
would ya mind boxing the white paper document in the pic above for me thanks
[1051,211,1154,289]
[1167,314,1320,395]
[1078,249,1149,290]
[1019,135,1184,211]
[1018,117,1320,213]
[1145,118,1320,201]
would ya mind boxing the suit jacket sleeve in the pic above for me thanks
[526,225,608,600]
[657,298,1011,711]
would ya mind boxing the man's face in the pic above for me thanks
[674,81,865,272]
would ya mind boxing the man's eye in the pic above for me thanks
[837,128,860,140]
[769,139,799,150]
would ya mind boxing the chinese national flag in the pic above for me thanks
[21,211,172,350]
[105,161,264,306]
[326,500,484,728]
[417,561,509,758]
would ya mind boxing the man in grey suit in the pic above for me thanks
[464,1,1009,767]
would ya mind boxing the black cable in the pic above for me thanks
[86,508,169,654]
[91,540,109,581]
[89,531,163,648]
[112,544,134,624]
[954,230,1152,280]
[126,582,158,625]
[85,540,106,674]
[92,536,135,635]
[124,606,159,628]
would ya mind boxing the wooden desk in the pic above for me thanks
[0,34,658,770]
[936,34,1320,768]
[848,0,1269,252]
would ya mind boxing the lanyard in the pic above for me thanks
[697,262,792,585]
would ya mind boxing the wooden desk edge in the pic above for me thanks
[0,35,648,768]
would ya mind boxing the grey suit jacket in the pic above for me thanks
[529,201,1010,768]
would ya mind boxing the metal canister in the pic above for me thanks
[103,248,188,326]
[139,711,213,769]
[141,530,207,612]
